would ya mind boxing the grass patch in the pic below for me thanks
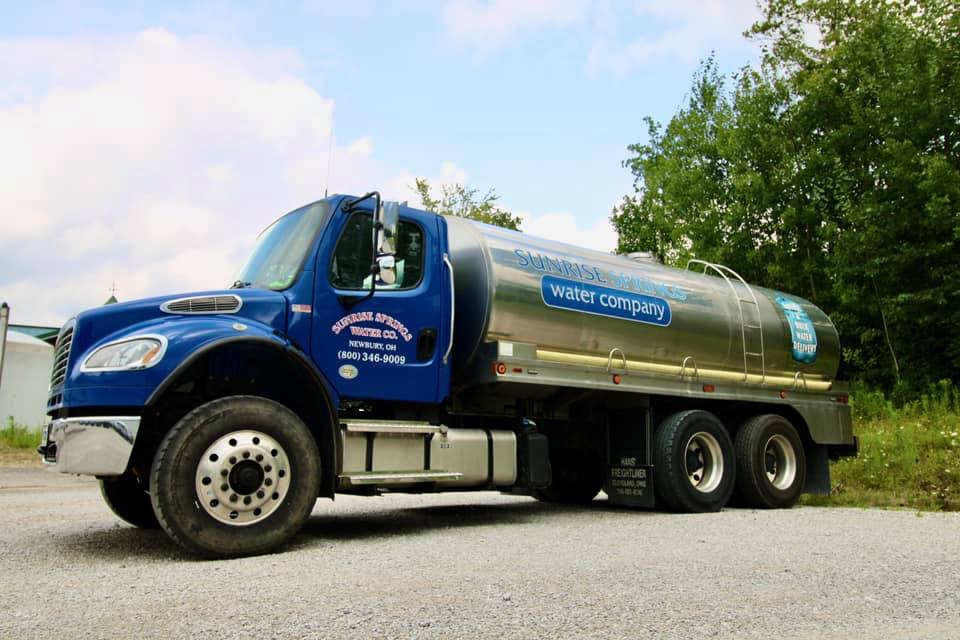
[801,381,960,511]
[0,419,42,449]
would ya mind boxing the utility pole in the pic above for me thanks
[0,302,9,393]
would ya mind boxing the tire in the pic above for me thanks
[653,410,735,513]
[150,396,321,558]
[100,473,159,529]
[532,449,604,504]
[734,414,806,508]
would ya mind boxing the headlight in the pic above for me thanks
[81,336,167,372]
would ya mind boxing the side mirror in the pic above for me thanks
[376,254,397,285]
[378,201,399,255]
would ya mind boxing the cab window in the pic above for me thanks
[329,213,424,290]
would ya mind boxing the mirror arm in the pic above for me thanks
[343,191,381,213]
[339,190,392,308]
[340,261,379,308]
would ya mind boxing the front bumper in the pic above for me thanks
[39,416,141,476]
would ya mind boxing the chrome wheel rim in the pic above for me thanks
[764,434,797,490]
[684,431,724,493]
[195,430,291,526]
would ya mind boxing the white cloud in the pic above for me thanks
[444,0,587,51]
[518,209,617,254]
[0,29,387,326]
[441,0,761,72]
[586,0,763,75]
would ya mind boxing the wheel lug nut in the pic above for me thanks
[256,454,263,462]
[230,494,238,503]
[221,484,229,491]
[265,478,273,486]
[229,456,237,465]
[243,496,252,505]
[264,465,272,472]
[243,452,250,459]
[220,469,228,477]
[257,490,265,499]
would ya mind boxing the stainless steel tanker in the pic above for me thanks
[446,216,839,390]
[36,192,859,560]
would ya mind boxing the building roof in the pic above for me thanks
[8,324,60,344]
[5,329,54,350]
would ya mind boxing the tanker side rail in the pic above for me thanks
[685,259,766,383]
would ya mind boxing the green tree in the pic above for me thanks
[415,179,522,231]
[613,0,960,392]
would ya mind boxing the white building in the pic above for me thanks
[0,330,54,428]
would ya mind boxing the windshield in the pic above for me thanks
[235,201,330,290]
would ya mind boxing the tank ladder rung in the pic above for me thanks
[685,259,767,383]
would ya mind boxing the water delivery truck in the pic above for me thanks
[39,192,857,557]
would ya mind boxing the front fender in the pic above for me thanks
[59,317,284,410]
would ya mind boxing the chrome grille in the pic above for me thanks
[50,321,75,388]
[161,295,242,314]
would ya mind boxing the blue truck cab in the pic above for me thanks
[41,193,471,555]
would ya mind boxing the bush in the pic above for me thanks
[0,418,42,449]
[806,381,960,511]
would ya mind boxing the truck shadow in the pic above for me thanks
[297,498,649,544]
[57,526,183,561]
[55,499,653,561]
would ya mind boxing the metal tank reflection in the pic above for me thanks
[445,216,840,387]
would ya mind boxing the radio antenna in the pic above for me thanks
[324,126,334,198]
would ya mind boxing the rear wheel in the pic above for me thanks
[151,396,321,558]
[653,410,735,512]
[533,449,604,504]
[100,473,158,529]
[734,414,806,508]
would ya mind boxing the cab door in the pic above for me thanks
[312,202,445,403]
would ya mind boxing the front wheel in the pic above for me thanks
[653,410,735,513]
[734,414,806,508]
[150,396,321,558]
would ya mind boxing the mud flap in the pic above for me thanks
[605,408,655,508]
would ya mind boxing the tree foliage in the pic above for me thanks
[414,178,522,231]
[613,0,960,392]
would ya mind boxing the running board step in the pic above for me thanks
[341,420,447,435]
[340,470,463,486]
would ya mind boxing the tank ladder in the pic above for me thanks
[685,260,766,383]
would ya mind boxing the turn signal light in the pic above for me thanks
[702,384,716,393]
[495,362,507,375]
[612,374,622,385]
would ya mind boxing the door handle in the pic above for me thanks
[417,328,437,361]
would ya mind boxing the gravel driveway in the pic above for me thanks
[2,467,959,640]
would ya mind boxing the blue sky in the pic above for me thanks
[0,1,764,325]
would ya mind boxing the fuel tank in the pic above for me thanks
[445,216,840,385]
